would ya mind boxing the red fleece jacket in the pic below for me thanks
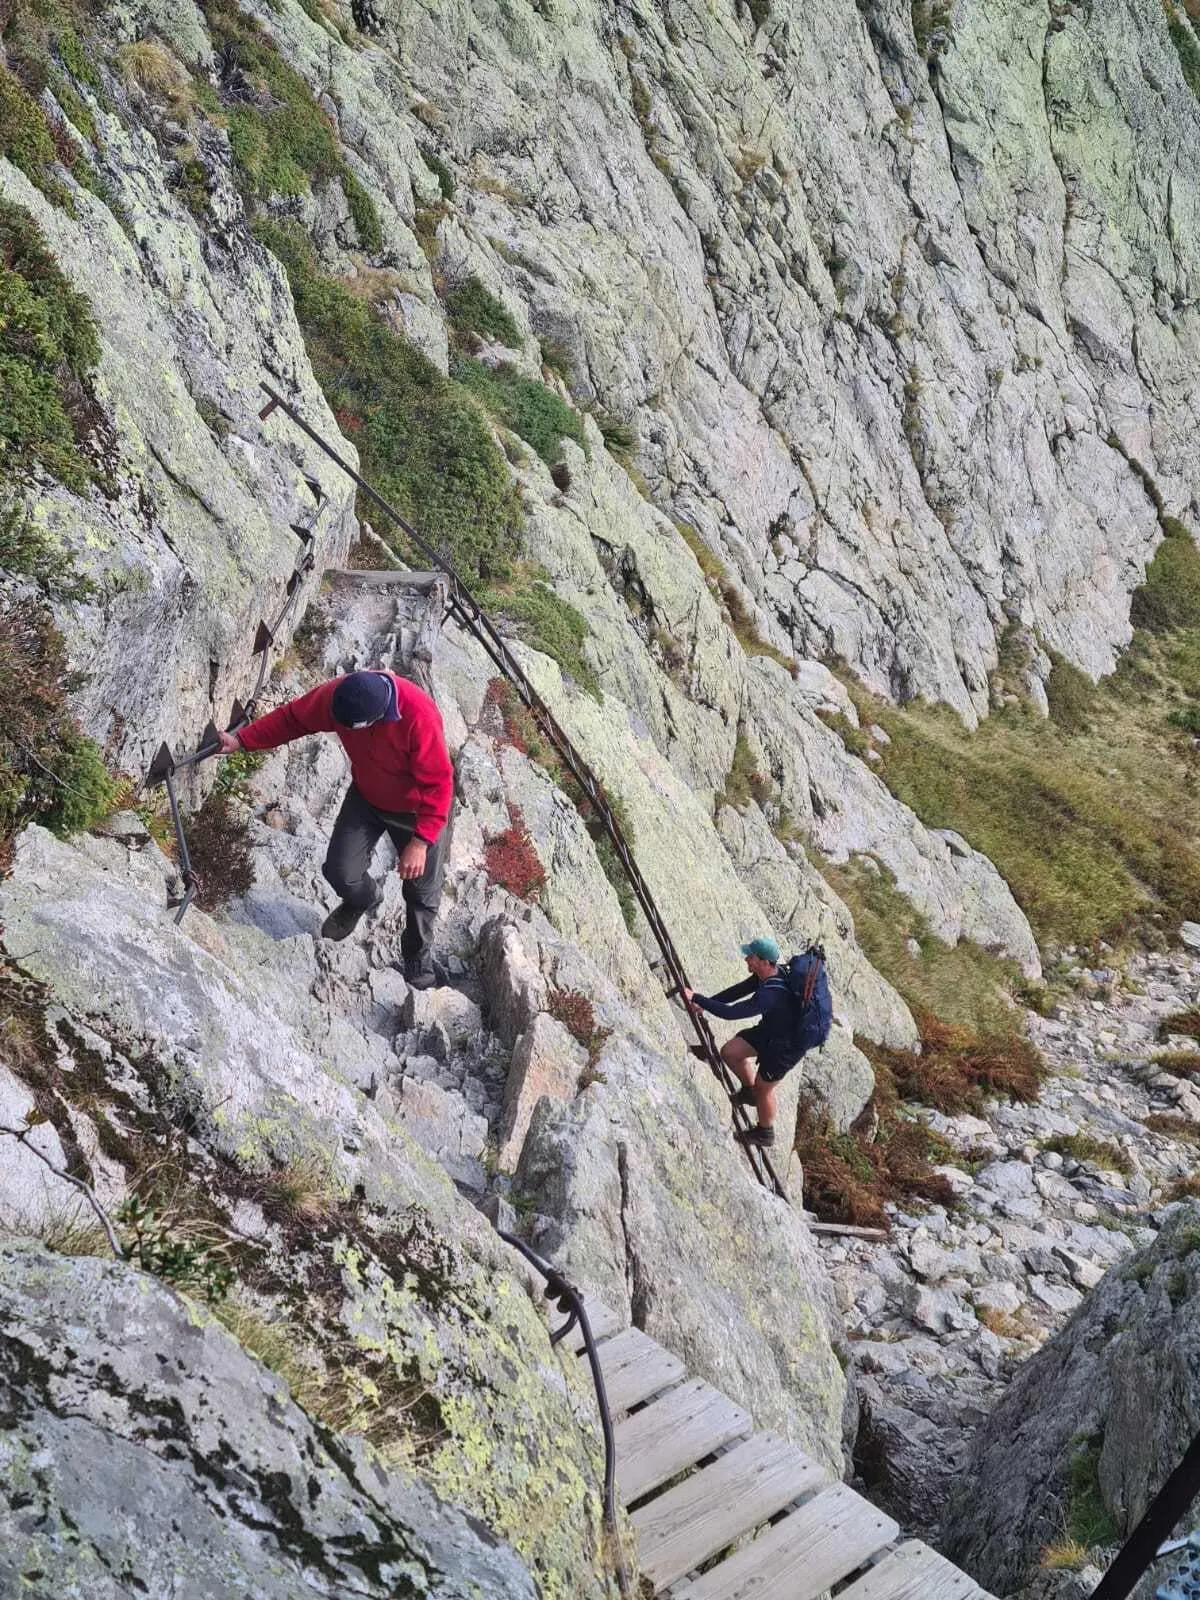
[238,674,453,843]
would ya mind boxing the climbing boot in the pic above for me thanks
[321,888,381,941]
[736,1125,776,1148]
[731,1086,756,1107]
[403,950,438,990]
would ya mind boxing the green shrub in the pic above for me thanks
[1130,520,1200,632]
[419,144,456,201]
[1045,651,1095,733]
[1167,3,1200,98]
[1066,1439,1118,1548]
[0,197,101,492]
[478,568,598,697]
[1168,702,1200,735]
[0,597,117,843]
[445,273,521,347]
[0,61,60,192]
[257,220,521,584]
[342,169,383,254]
[203,0,381,252]
[716,730,772,810]
[451,355,586,464]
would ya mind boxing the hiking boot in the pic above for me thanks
[403,951,438,990]
[736,1125,776,1148]
[321,894,380,941]
[732,1085,756,1107]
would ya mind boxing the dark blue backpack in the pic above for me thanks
[779,946,832,1053]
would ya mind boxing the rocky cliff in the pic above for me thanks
[3,0,1200,1590]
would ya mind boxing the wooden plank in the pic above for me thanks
[836,1541,994,1600]
[614,1379,752,1504]
[632,1434,827,1589]
[596,1327,687,1415]
[673,1481,898,1600]
[556,1298,626,1352]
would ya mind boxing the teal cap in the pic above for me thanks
[740,936,780,962]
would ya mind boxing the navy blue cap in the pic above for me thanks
[331,672,400,728]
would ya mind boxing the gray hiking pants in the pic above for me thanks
[322,783,451,959]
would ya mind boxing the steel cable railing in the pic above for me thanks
[142,476,327,922]
[257,383,787,1200]
[491,1224,632,1597]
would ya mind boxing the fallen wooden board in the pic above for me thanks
[673,1481,898,1600]
[633,1434,827,1589]
[615,1378,752,1505]
[596,1327,687,1415]
[836,1541,995,1600]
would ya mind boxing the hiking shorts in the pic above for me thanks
[736,1025,800,1083]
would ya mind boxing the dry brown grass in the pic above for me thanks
[859,1010,1047,1116]
[795,1087,958,1231]
[1041,1132,1132,1175]
[1160,1010,1200,1042]
[1169,1174,1200,1201]
[116,39,196,115]
[1039,1538,1090,1570]
[977,1305,1034,1341]
[1151,1051,1200,1079]
[1143,1113,1200,1142]
[254,1155,341,1225]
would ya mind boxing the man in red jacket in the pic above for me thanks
[217,670,454,989]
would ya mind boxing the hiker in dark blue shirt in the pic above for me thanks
[683,936,807,1150]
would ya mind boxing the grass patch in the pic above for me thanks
[1065,1438,1118,1548]
[419,144,455,200]
[478,564,599,698]
[1040,1538,1090,1571]
[451,355,585,465]
[445,273,521,348]
[0,195,101,494]
[1041,1132,1132,1175]
[256,220,520,584]
[853,622,1200,947]
[1169,1174,1200,1201]
[819,852,1034,1037]
[1130,516,1200,631]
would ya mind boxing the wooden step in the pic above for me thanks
[595,1327,687,1415]
[556,1297,626,1352]
[632,1434,827,1589]
[615,1379,752,1505]
[672,1480,898,1600]
[836,1541,994,1599]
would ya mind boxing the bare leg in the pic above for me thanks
[754,1077,778,1130]
[721,1036,758,1088]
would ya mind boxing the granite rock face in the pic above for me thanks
[940,1203,1200,1595]
[360,0,1200,718]
[0,1244,538,1600]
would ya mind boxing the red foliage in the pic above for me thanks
[333,406,363,434]
[483,805,545,901]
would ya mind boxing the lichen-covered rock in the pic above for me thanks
[0,1243,538,1599]
[940,1204,1200,1595]
[0,826,620,1599]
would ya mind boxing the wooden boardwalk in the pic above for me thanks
[560,1303,996,1600]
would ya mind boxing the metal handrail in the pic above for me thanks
[258,382,787,1200]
